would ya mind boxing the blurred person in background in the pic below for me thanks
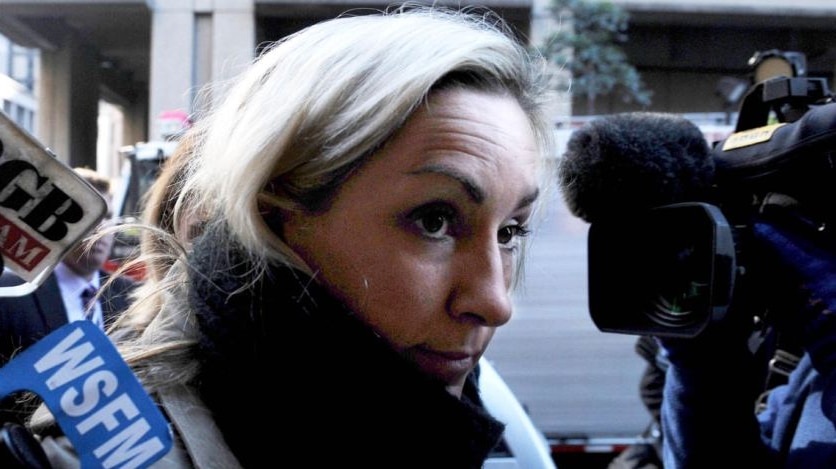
[608,335,666,469]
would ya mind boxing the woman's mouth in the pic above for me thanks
[406,346,479,385]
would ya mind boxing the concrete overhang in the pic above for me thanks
[0,0,152,103]
[613,0,836,28]
[0,0,534,105]
[254,0,534,38]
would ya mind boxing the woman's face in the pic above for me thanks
[284,88,541,397]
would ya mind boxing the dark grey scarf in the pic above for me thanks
[187,222,504,468]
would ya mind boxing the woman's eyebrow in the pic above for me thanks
[408,163,540,210]
[518,187,540,211]
[408,164,485,203]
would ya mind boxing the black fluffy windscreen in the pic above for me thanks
[558,112,715,224]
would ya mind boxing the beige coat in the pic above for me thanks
[37,385,242,469]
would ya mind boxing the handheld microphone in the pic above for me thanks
[0,111,108,296]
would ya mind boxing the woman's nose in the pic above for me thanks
[448,243,513,327]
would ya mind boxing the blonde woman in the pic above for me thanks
[33,6,557,468]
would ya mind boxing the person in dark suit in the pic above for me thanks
[0,264,136,364]
[0,167,137,422]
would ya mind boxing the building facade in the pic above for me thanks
[1,0,835,171]
[601,0,836,118]
[0,35,37,133]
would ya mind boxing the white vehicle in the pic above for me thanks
[111,140,178,227]
[481,358,557,469]
[105,140,178,278]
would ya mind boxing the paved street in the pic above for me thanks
[485,188,649,441]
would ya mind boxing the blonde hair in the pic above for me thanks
[183,5,556,274]
[100,5,555,393]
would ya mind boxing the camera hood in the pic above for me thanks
[588,202,736,338]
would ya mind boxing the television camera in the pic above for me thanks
[584,50,836,338]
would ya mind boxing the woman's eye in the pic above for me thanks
[416,212,450,239]
[498,224,530,246]
[408,204,456,240]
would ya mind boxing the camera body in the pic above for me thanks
[588,73,836,338]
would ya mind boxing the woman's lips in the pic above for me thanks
[408,346,478,382]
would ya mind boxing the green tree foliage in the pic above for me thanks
[542,0,652,114]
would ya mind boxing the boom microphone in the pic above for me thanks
[558,112,715,224]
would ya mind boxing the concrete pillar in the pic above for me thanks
[148,0,255,140]
[203,0,255,112]
[35,23,100,168]
[149,0,195,141]
[123,89,148,147]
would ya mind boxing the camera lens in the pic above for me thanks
[646,236,711,328]
[588,202,736,338]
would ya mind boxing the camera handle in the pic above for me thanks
[735,76,832,132]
